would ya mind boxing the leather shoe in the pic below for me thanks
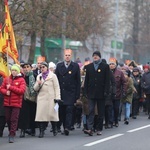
[97,131,102,136]
[84,130,93,136]
[132,116,137,119]
[115,123,119,127]
[64,129,69,136]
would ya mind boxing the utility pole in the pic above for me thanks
[61,11,66,60]
[114,0,119,58]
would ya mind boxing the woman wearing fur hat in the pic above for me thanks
[34,62,61,137]
[128,60,137,72]
[0,64,26,143]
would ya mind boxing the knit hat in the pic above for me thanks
[92,51,101,58]
[11,64,21,73]
[143,64,149,70]
[133,67,140,72]
[109,57,117,65]
[121,65,129,71]
[40,62,48,68]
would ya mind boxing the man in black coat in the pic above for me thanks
[84,51,110,136]
[55,49,81,135]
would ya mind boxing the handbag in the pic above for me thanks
[24,86,37,102]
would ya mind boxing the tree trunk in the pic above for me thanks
[40,34,46,61]
[132,0,140,62]
[40,17,47,62]
[28,31,36,64]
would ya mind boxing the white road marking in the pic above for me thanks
[127,124,150,133]
[84,134,124,147]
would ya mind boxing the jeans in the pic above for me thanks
[124,102,131,120]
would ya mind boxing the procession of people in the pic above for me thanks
[0,50,150,143]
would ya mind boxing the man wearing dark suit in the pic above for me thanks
[84,51,110,136]
[33,61,42,79]
[55,49,81,136]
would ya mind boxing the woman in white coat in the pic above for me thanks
[34,62,61,137]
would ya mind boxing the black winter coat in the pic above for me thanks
[55,61,81,105]
[84,62,110,99]
[141,71,150,95]
[132,74,142,99]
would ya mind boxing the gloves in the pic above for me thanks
[54,99,60,103]
[54,99,63,105]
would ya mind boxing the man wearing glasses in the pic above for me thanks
[55,49,81,136]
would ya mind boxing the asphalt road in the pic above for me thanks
[1,112,150,150]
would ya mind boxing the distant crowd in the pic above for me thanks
[0,49,150,143]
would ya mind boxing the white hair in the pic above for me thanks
[49,62,56,69]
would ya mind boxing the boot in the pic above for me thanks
[20,129,25,138]
[31,128,36,136]
[51,122,57,136]
[38,123,44,138]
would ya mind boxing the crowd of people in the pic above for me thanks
[0,49,150,143]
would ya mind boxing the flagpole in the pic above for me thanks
[7,42,10,83]
[1,23,6,31]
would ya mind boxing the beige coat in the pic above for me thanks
[34,72,60,122]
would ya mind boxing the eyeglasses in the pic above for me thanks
[65,55,71,56]
[40,66,46,69]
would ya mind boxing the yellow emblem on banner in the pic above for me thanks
[98,69,101,72]
[69,71,72,74]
